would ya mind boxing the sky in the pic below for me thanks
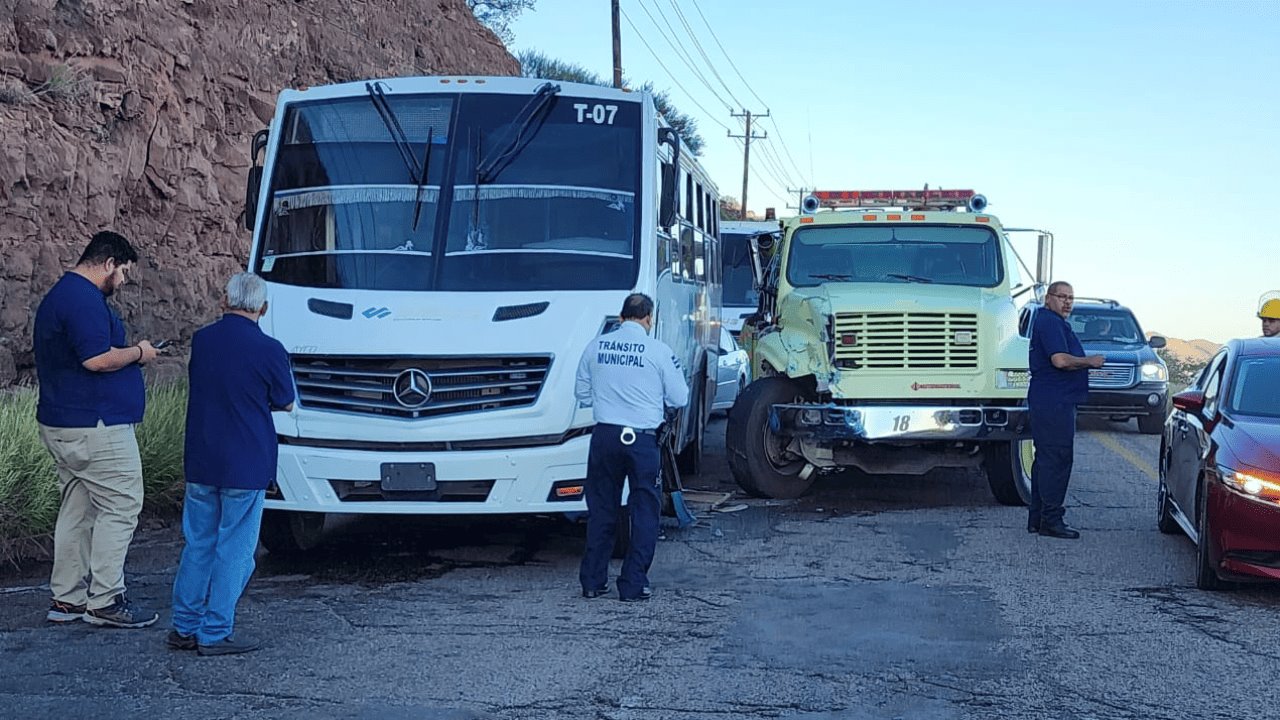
[509,0,1279,343]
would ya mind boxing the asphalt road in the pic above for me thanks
[3,416,1279,720]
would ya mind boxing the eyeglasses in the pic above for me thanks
[1048,293,1074,300]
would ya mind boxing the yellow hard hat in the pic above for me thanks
[1260,298,1280,320]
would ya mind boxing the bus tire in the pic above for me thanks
[983,440,1032,506]
[726,376,814,499]
[258,510,326,555]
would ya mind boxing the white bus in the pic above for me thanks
[718,219,778,337]
[241,76,721,551]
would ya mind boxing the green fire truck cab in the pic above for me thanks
[728,189,1050,504]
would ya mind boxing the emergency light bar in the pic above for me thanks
[811,189,979,210]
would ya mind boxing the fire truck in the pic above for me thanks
[728,189,1050,504]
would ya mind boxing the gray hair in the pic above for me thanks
[225,272,268,312]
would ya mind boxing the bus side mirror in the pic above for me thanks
[658,127,680,230]
[244,129,269,231]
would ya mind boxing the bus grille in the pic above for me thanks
[1088,363,1135,389]
[291,355,552,419]
[833,312,980,369]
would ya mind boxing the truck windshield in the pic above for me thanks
[786,225,1002,288]
[256,92,641,292]
[721,232,759,307]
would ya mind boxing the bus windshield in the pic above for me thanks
[721,232,760,307]
[786,225,1002,288]
[257,91,641,292]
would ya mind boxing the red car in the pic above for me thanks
[1157,338,1280,589]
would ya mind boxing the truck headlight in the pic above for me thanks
[1140,363,1167,382]
[996,369,1030,389]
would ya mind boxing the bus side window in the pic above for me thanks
[684,171,694,223]
[680,224,694,281]
[696,184,706,232]
[694,232,706,280]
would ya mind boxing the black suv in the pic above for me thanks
[1019,298,1170,434]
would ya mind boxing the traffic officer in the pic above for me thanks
[1259,297,1280,338]
[575,293,689,601]
[1028,281,1104,539]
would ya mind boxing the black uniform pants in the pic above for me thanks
[1029,399,1077,527]
[579,424,662,599]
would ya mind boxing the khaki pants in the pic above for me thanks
[39,422,144,610]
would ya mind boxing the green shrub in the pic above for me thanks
[0,383,189,561]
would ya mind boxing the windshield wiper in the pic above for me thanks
[809,273,854,281]
[366,83,436,233]
[365,82,421,181]
[885,273,933,283]
[476,82,561,184]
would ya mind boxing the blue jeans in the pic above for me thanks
[170,483,265,644]
[579,425,662,599]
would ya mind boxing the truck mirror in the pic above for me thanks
[1149,335,1167,349]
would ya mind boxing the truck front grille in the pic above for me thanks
[1089,363,1135,389]
[833,312,979,369]
[292,355,552,419]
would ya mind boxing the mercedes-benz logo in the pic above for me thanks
[392,368,432,409]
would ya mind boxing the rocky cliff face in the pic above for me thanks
[0,0,518,384]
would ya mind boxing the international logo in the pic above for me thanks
[392,368,432,409]
[363,306,392,319]
[911,382,962,391]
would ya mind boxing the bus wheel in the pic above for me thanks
[259,510,327,555]
[726,377,814,499]
[984,439,1032,506]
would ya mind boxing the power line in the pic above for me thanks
[685,0,809,184]
[663,0,744,110]
[633,0,734,111]
[687,0,769,109]
[754,135,800,189]
[619,7,732,133]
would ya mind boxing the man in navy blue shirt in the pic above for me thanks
[35,230,161,628]
[169,272,294,656]
[1028,282,1105,539]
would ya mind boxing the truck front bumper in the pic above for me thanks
[770,403,1031,443]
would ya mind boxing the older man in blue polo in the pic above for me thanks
[169,272,294,656]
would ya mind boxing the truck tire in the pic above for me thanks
[1138,412,1164,435]
[258,510,326,556]
[726,376,813,499]
[983,439,1032,506]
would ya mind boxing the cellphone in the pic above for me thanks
[153,340,171,350]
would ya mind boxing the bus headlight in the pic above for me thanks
[996,369,1030,390]
[1140,363,1167,382]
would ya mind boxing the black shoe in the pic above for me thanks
[197,635,261,656]
[83,595,159,629]
[1027,518,1041,534]
[167,630,197,650]
[582,587,610,599]
[1038,523,1081,539]
[47,600,87,623]
[619,587,652,602]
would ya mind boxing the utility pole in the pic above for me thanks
[729,109,768,220]
[611,0,623,89]
[786,186,810,211]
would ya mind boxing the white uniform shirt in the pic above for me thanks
[575,320,690,429]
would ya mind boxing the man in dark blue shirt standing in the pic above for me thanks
[35,230,161,628]
[168,272,294,656]
[1028,281,1105,539]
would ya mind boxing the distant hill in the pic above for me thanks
[1148,333,1221,363]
